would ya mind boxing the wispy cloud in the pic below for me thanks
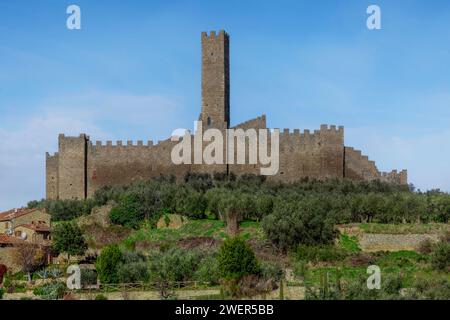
[0,91,185,211]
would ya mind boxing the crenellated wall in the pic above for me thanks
[267,125,345,182]
[232,115,267,130]
[86,139,192,198]
[57,134,87,200]
[47,124,407,200]
[45,30,407,200]
[344,147,408,184]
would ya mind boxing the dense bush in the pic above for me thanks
[80,269,98,286]
[33,282,66,300]
[95,245,124,284]
[148,248,202,283]
[52,221,87,257]
[262,197,338,250]
[431,243,450,271]
[117,251,149,283]
[259,261,284,282]
[194,255,221,285]
[409,278,450,300]
[147,247,203,298]
[109,194,146,228]
[176,189,207,219]
[306,272,450,300]
[305,273,405,300]
[0,288,4,300]
[217,237,259,281]
[28,173,450,250]
[28,199,95,221]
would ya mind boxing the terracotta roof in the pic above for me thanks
[15,223,51,232]
[0,208,40,222]
[0,234,25,245]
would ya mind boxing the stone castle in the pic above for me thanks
[46,30,407,200]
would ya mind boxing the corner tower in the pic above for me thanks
[200,30,230,130]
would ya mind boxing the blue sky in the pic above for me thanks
[1,0,450,210]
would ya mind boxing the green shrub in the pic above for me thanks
[409,278,450,300]
[259,261,283,282]
[254,195,274,221]
[52,221,87,257]
[148,248,202,283]
[431,243,450,271]
[262,197,338,250]
[217,237,259,281]
[109,194,145,229]
[148,248,202,298]
[13,283,27,293]
[0,288,4,300]
[95,245,124,284]
[117,261,149,283]
[95,294,108,300]
[176,190,207,219]
[194,255,221,285]
[294,245,347,263]
[342,274,404,300]
[293,260,309,279]
[80,269,98,286]
[28,199,94,221]
[33,282,66,300]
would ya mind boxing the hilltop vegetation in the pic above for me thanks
[29,173,449,251]
[20,174,449,300]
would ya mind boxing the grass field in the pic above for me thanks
[122,218,265,249]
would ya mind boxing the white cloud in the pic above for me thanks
[0,91,186,211]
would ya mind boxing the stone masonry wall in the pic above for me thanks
[45,31,407,200]
[267,125,344,182]
[344,147,408,184]
[200,30,230,130]
[57,134,87,200]
[86,139,192,198]
[45,152,59,200]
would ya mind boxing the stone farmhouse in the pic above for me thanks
[0,208,52,271]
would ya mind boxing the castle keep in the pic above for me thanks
[46,30,407,200]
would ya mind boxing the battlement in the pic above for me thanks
[277,124,343,136]
[201,30,229,41]
[93,140,155,148]
[46,151,59,158]
[380,169,408,185]
[313,124,344,135]
[232,115,266,130]
[45,30,408,201]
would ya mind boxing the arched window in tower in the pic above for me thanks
[207,117,211,127]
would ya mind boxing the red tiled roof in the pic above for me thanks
[0,208,40,222]
[0,234,25,245]
[15,223,51,232]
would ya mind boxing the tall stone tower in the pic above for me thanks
[199,30,230,130]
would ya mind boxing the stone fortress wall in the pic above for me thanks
[46,30,407,200]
